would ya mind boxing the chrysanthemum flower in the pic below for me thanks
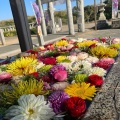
[2,79,49,105]
[49,64,65,76]
[0,72,12,83]
[6,57,38,76]
[93,61,112,70]
[52,82,69,91]
[100,58,115,64]
[67,60,92,74]
[74,74,88,83]
[90,46,118,58]
[54,70,67,81]
[48,91,69,114]
[76,40,97,48]
[5,94,55,120]
[54,40,69,47]
[64,97,86,118]
[56,56,67,63]
[88,67,107,76]
[88,74,103,86]
[77,52,89,60]
[85,56,99,64]
[64,82,96,100]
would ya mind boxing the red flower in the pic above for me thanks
[26,49,38,54]
[89,43,97,48]
[88,74,103,86]
[42,75,54,83]
[100,38,106,43]
[93,61,111,70]
[30,72,39,79]
[43,57,56,65]
[64,97,86,118]
[44,43,54,50]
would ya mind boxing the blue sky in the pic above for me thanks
[0,0,100,21]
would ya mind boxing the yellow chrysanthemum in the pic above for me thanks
[1,79,49,105]
[77,40,97,48]
[54,40,68,47]
[109,44,120,49]
[56,56,67,63]
[90,46,118,58]
[6,57,38,76]
[64,82,96,100]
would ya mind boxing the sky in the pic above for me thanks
[0,0,100,21]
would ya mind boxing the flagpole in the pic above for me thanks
[31,1,45,46]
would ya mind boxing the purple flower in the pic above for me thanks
[49,65,65,76]
[48,91,69,114]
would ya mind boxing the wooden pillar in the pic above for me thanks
[77,0,85,32]
[66,0,75,35]
[37,0,47,36]
[48,2,56,34]
[9,0,33,52]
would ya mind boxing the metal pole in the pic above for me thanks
[9,0,33,52]
[94,0,97,30]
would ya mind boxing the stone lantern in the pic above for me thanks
[97,0,109,29]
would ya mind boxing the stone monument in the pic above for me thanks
[97,0,109,29]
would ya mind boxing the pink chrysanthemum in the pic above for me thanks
[0,72,12,83]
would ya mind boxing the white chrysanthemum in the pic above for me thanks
[59,62,72,69]
[85,56,99,64]
[77,38,87,42]
[96,43,108,47]
[5,94,55,120]
[36,62,45,69]
[88,67,107,76]
[67,56,78,62]
[67,60,92,73]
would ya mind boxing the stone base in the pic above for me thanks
[97,20,109,29]
[112,19,120,28]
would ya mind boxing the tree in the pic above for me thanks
[84,5,95,22]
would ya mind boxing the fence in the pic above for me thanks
[0,22,35,32]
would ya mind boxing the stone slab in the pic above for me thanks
[82,56,120,120]
[112,19,120,28]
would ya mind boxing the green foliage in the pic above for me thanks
[30,28,37,35]
[27,16,36,23]
[4,28,37,37]
[0,16,35,27]
[4,31,17,37]
[84,5,95,22]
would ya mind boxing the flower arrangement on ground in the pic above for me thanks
[0,37,119,120]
